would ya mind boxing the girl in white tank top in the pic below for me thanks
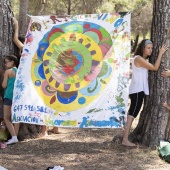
[122,39,168,147]
[129,55,149,95]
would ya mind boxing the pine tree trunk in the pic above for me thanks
[132,0,170,147]
[132,34,139,53]
[19,0,28,35]
[0,0,14,96]
[18,124,41,141]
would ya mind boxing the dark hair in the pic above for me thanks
[4,55,18,67]
[134,39,152,57]
[19,34,25,44]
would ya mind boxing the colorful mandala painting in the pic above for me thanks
[12,12,131,128]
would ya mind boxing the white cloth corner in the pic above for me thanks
[49,166,64,170]
[160,140,170,148]
[0,166,8,170]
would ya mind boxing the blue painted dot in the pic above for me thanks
[35,80,41,86]
[78,97,86,104]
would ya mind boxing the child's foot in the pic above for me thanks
[6,138,18,145]
[122,140,136,147]
[38,132,48,138]
[48,129,59,134]
[42,132,48,137]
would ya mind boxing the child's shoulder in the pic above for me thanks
[4,69,10,74]
[5,68,15,75]
[5,68,13,72]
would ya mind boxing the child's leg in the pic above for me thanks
[14,123,20,136]
[4,105,16,136]
[41,126,48,136]
[4,105,18,144]
[122,91,144,147]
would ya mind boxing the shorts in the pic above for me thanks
[3,98,12,106]
[128,91,145,118]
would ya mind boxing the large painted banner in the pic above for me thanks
[12,12,131,128]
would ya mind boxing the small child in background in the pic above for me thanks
[2,55,19,144]
[162,102,170,110]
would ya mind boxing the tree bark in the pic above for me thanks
[67,0,71,15]
[132,0,170,147]
[0,0,15,96]
[132,34,139,53]
[19,0,28,35]
[18,124,41,141]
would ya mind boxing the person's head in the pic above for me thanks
[134,39,153,58]
[4,55,18,69]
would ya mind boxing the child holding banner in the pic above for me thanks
[122,39,168,147]
[2,55,19,144]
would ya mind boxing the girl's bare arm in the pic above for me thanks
[13,17,24,50]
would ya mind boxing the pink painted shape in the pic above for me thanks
[41,80,56,96]
[84,65,102,81]
[99,45,113,59]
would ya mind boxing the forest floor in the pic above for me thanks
[0,121,169,170]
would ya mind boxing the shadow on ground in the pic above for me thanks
[0,128,169,170]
